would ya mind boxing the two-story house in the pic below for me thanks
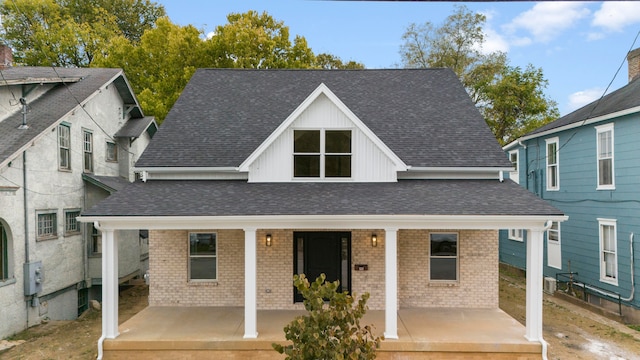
[501,48,640,323]
[81,69,565,359]
[0,52,156,338]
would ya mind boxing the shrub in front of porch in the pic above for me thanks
[273,274,382,360]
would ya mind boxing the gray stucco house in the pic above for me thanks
[81,68,565,359]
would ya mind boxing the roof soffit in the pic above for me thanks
[238,83,407,172]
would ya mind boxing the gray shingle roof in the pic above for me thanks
[82,179,562,217]
[114,116,157,138]
[527,77,640,136]
[82,174,131,194]
[0,67,142,166]
[136,69,510,169]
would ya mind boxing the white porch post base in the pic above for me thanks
[525,228,544,341]
[102,228,119,339]
[244,228,258,338]
[384,228,398,339]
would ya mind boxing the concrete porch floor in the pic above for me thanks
[103,307,542,359]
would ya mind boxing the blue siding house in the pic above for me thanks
[500,48,640,322]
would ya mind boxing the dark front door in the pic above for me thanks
[293,232,351,302]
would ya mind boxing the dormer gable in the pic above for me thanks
[238,83,407,182]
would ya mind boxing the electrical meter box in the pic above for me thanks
[24,261,44,296]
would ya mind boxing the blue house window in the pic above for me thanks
[598,219,617,285]
[508,150,519,184]
[545,137,559,191]
[596,124,614,190]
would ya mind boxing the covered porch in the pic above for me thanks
[102,306,541,359]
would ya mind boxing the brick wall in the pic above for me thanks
[398,229,499,308]
[149,228,498,309]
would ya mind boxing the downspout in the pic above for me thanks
[94,220,106,360]
[541,220,553,360]
[518,141,529,191]
[621,233,635,302]
[23,151,30,328]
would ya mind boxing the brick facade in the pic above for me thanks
[149,229,498,310]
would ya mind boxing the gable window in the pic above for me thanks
[429,233,458,281]
[64,209,81,235]
[599,219,617,285]
[189,232,217,281]
[37,211,57,240]
[58,124,71,170]
[106,142,118,162]
[83,130,93,173]
[596,124,614,189]
[293,129,351,178]
[545,137,559,191]
[508,150,519,184]
[508,229,524,242]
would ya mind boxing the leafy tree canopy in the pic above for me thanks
[400,5,558,145]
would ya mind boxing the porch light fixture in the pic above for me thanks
[266,234,272,247]
[371,234,377,247]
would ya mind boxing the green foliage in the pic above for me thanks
[273,274,382,360]
[400,5,559,144]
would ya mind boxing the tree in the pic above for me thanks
[0,0,164,67]
[273,274,382,360]
[314,53,365,70]
[400,5,558,144]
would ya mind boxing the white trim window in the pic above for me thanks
[83,129,93,173]
[189,232,217,281]
[596,124,614,190]
[598,218,618,285]
[293,129,352,178]
[508,229,524,242]
[58,124,71,170]
[429,232,458,281]
[547,221,560,243]
[545,137,559,191]
[508,150,519,184]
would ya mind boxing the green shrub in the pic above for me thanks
[273,273,383,360]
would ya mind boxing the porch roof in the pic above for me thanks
[82,179,562,218]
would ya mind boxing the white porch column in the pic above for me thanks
[384,228,398,339]
[101,228,119,339]
[243,228,258,338]
[525,228,545,341]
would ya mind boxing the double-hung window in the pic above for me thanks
[37,211,57,240]
[429,233,458,281]
[189,233,217,281]
[596,124,614,189]
[598,219,617,285]
[293,129,352,178]
[508,150,519,184]
[83,130,93,173]
[545,137,559,191]
[58,124,71,170]
[508,229,524,242]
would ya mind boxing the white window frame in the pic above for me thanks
[292,128,352,180]
[36,210,58,241]
[545,137,559,191]
[596,124,615,190]
[547,221,560,244]
[58,124,71,171]
[428,232,459,282]
[508,150,519,184]
[64,209,81,236]
[188,232,218,282]
[83,129,93,173]
[598,218,618,285]
[508,229,524,242]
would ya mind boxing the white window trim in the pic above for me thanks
[508,150,519,184]
[508,229,524,242]
[188,232,218,282]
[428,232,459,283]
[292,128,353,181]
[83,129,93,173]
[595,123,615,190]
[598,218,618,285]
[58,124,71,171]
[547,221,560,243]
[545,137,559,191]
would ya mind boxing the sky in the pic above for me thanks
[158,1,640,116]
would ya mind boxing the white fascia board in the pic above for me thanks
[502,140,520,151]
[238,83,408,172]
[135,167,240,173]
[79,214,568,232]
[518,105,640,143]
[135,167,246,180]
[401,167,511,179]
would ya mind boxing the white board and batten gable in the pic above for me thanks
[239,83,407,183]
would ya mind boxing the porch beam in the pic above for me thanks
[243,228,258,338]
[102,228,119,338]
[384,228,398,339]
[525,227,544,341]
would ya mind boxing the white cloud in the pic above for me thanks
[592,2,640,32]
[480,27,510,54]
[206,31,216,39]
[567,87,604,112]
[504,2,591,44]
